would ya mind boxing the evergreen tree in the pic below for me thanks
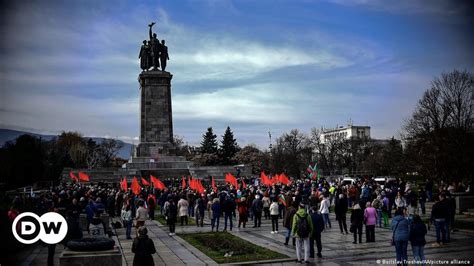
[200,127,218,154]
[219,126,240,165]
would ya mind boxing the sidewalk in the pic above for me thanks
[21,212,474,265]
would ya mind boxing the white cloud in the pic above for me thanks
[173,84,297,123]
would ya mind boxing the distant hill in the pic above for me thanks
[0,128,133,159]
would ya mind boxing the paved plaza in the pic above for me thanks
[22,211,474,266]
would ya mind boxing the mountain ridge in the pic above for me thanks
[0,128,133,159]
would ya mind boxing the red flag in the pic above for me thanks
[131,177,141,195]
[241,178,247,189]
[279,173,291,185]
[69,171,79,182]
[78,171,90,182]
[141,177,150,186]
[182,176,186,190]
[189,177,195,190]
[211,176,218,192]
[121,177,128,191]
[196,179,205,194]
[150,175,166,190]
[225,173,238,188]
[260,172,271,186]
[272,174,280,185]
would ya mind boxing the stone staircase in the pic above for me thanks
[463,209,474,216]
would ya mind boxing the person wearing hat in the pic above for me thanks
[132,226,156,266]
[237,196,248,228]
[292,201,313,263]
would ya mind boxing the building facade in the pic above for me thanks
[320,124,370,144]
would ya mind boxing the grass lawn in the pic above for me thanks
[178,231,289,264]
[155,214,196,226]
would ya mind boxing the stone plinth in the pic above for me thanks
[138,70,174,157]
[59,247,121,266]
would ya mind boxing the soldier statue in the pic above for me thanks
[138,40,150,71]
[148,22,160,70]
[139,22,170,71]
[159,40,169,71]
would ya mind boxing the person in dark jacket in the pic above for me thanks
[335,193,349,234]
[392,208,410,266]
[166,199,177,236]
[410,215,427,266]
[350,203,364,244]
[283,202,298,246]
[223,195,235,231]
[309,206,324,258]
[195,194,206,227]
[211,198,221,232]
[252,195,263,227]
[132,227,156,266]
[430,193,448,247]
[446,191,456,242]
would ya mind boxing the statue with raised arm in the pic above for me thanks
[148,22,160,70]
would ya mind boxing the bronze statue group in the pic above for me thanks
[139,22,169,72]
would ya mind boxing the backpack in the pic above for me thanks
[296,213,310,238]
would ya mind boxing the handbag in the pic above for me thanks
[349,223,355,233]
[391,220,400,246]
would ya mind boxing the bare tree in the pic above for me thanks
[272,129,312,178]
[405,70,473,137]
[404,70,473,181]
[97,139,123,167]
[309,127,347,175]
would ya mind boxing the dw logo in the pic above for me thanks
[12,212,68,244]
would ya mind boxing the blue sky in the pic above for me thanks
[1,0,473,148]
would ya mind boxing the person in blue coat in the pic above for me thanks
[211,198,221,232]
[391,208,410,266]
[410,215,427,266]
[309,206,325,258]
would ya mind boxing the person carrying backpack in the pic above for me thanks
[292,201,313,263]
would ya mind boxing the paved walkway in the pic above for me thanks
[22,211,474,265]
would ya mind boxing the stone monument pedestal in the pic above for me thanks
[137,70,174,157]
[59,247,121,266]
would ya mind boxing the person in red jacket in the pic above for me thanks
[147,194,156,220]
[237,197,248,228]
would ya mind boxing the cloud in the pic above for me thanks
[325,0,472,19]
[0,91,139,140]
[173,84,297,123]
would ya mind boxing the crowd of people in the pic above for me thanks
[2,175,468,265]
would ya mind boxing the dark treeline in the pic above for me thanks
[1,70,472,190]
[0,132,123,190]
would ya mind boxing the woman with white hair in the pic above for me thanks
[350,203,364,244]
[335,193,349,234]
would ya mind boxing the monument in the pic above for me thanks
[136,70,174,157]
[61,22,250,182]
[123,22,191,177]
[136,22,174,158]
